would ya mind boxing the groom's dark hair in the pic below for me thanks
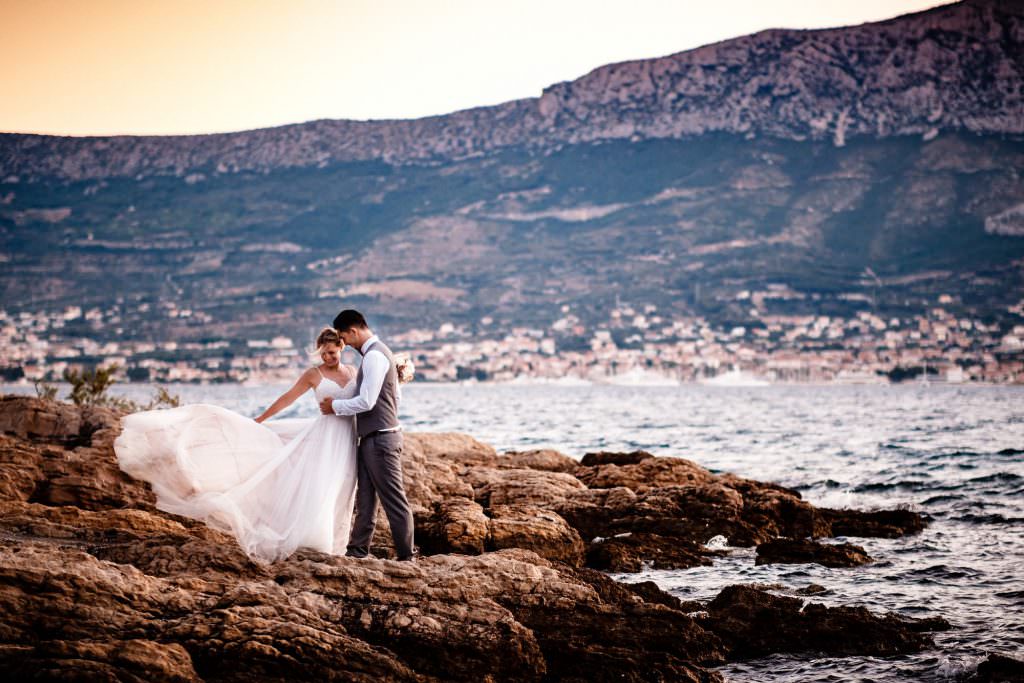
[333,309,368,332]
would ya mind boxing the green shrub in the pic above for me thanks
[58,364,180,412]
[33,379,58,401]
[64,364,121,407]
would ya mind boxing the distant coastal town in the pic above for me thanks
[3,291,1023,386]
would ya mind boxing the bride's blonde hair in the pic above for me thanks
[310,327,343,358]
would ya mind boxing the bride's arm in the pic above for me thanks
[254,369,317,423]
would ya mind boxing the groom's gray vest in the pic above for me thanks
[356,339,400,438]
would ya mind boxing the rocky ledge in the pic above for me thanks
[0,395,950,681]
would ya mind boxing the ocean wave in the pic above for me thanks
[902,564,983,581]
[952,513,1024,525]
[852,480,948,493]
[921,494,966,505]
[966,472,1023,484]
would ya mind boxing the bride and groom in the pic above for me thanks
[113,309,417,563]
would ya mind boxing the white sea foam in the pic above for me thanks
[703,535,729,550]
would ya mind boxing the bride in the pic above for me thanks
[114,327,360,563]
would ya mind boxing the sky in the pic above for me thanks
[2,0,949,137]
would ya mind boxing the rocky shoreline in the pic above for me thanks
[0,394,1000,681]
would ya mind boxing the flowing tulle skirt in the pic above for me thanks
[113,403,358,563]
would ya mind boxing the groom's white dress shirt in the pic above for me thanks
[331,335,401,428]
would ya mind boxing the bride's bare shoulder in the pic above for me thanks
[341,364,358,380]
[299,366,321,385]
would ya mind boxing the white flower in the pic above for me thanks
[394,353,415,384]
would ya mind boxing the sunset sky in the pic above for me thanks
[3,0,948,137]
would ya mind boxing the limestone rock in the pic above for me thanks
[400,432,480,508]
[0,397,949,679]
[499,449,579,473]
[486,504,585,566]
[580,451,655,467]
[820,507,928,538]
[466,467,586,508]
[419,499,584,566]
[419,496,490,555]
[970,653,1024,682]
[576,455,715,492]
[0,396,156,511]
[405,431,498,469]
[586,532,719,572]
[698,584,950,659]
[755,538,873,568]
[0,639,201,683]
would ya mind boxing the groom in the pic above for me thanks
[319,309,416,562]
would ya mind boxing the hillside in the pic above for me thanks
[1,0,1023,355]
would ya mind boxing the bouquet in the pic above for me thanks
[394,353,415,384]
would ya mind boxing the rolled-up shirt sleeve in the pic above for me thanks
[332,350,389,416]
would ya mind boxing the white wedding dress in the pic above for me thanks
[113,375,359,563]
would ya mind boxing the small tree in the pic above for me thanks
[59,364,180,412]
[33,379,58,401]
[64,364,122,407]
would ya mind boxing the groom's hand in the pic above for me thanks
[319,397,334,415]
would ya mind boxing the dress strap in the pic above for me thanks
[315,365,325,379]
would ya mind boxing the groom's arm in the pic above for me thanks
[331,350,389,416]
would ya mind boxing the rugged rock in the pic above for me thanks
[407,432,498,470]
[0,395,156,510]
[400,432,479,508]
[0,512,726,682]
[0,639,202,683]
[820,507,929,538]
[580,451,655,467]
[0,396,949,679]
[548,486,639,542]
[418,496,491,556]
[576,454,715,491]
[466,466,587,508]
[586,532,719,572]
[0,402,730,682]
[698,584,951,660]
[620,580,696,612]
[500,449,579,473]
[486,504,585,566]
[502,564,726,682]
[418,496,584,565]
[755,538,873,568]
[564,453,921,560]
[563,458,833,547]
[970,653,1024,682]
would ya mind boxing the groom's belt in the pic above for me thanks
[358,426,402,444]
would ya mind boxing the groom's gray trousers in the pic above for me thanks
[346,431,415,559]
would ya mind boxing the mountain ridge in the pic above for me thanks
[2,0,1022,181]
